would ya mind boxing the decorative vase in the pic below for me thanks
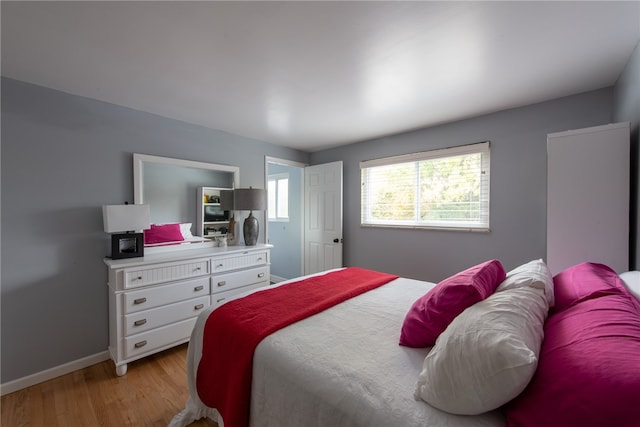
[243,211,259,246]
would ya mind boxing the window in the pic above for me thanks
[268,173,289,221]
[360,142,490,231]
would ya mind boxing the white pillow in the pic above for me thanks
[180,223,194,239]
[619,271,640,300]
[496,259,554,307]
[414,287,549,415]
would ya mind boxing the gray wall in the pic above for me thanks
[0,77,309,383]
[613,40,640,269]
[310,88,614,282]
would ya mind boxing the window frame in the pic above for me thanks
[360,142,491,232]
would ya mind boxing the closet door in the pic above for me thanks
[546,122,629,275]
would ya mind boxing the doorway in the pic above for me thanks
[265,157,305,282]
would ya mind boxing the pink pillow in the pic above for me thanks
[399,259,506,347]
[506,293,640,426]
[552,262,627,312]
[143,223,185,244]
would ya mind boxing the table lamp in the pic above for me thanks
[103,203,150,259]
[233,188,266,246]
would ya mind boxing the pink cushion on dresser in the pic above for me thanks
[552,262,628,312]
[143,223,185,244]
[399,259,506,348]
[505,292,640,426]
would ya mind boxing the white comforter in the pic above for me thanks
[170,272,505,427]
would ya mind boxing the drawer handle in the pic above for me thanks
[195,267,201,271]
[194,285,204,292]
[194,304,205,310]
[134,340,147,348]
[257,257,263,261]
[134,319,147,326]
[217,297,226,303]
[258,273,265,278]
[133,276,142,281]
[133,297,147,305]
[217,281,226,287]
[216,263,224,269]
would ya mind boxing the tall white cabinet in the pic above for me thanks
[546,122,629,275]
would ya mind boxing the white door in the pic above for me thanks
[304,161,343,275]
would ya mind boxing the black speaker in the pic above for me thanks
[110,233,144,259]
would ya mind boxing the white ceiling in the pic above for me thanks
[2,1,639,152]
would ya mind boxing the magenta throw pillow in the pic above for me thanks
[506,293,640,426]
[399,259,506,348]
[552,262,628,312]
[144,223,185,244]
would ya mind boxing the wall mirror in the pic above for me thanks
[133,153,240,234]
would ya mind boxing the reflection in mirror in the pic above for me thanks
[133,153,239,232]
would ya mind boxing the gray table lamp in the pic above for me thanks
[233,187,267,246]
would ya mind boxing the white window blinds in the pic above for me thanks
[360,142,490,231]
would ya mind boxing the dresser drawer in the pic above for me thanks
[212,265,269,293]
[211,251,268,274]
[123,277,210,313]
[124,258,210,289]
[124,295,209,336]
[211,281,269,307]
[124,317,196,359]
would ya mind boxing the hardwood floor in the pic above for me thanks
[1,344,217,427]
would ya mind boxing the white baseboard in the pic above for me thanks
[270,274,288,283]
[1,351,110,396]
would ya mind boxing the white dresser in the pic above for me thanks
[104,244,271,375]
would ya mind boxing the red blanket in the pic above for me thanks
[196,267,399,427]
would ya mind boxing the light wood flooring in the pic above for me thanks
[1,344,217,427]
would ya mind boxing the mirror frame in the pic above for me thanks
[133,153,240,205]
[133,153,240,204]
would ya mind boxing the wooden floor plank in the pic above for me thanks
[1,344,217,427]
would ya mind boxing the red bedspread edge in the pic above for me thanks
[195,267,399,427]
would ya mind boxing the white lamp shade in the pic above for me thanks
[234,188,267,211]
[102,204,151,233]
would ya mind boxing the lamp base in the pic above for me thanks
[243,212,259,246]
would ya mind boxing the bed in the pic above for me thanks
[170,260,640,427]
